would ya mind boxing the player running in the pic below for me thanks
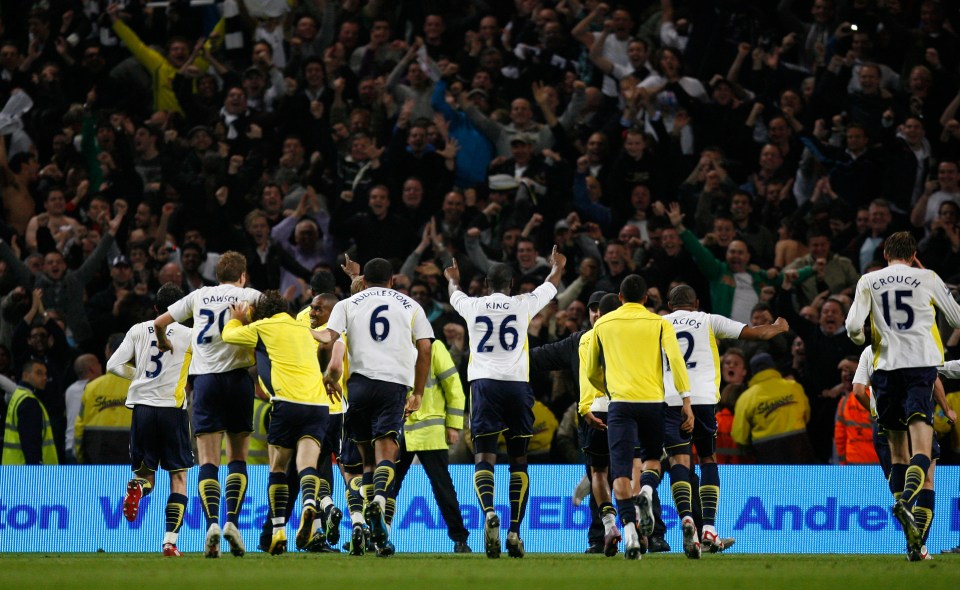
[443,246,566,558]
[154,252,262,557]
[846,232,960,560]
[112,283,194,556]
[661,285,788,557]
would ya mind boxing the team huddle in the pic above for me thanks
[110,232,960,560]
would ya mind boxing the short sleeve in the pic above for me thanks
[709,314,747,340]
[449,290,469,316]
[167,291,196,323]
[327,300,347,334]
[411,307,435,341]
[853,347,873,386]
[526,282,558,316]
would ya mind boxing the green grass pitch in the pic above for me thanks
[2,553,959,589]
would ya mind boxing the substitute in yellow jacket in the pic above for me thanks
[2,360,58,465]
[222,290,330,554]
[582,275,692,559]
[75,334,132,464]
[107,4,224,114]
[389,339,470,552]
[294,293,347,551]
[732,353,814,464]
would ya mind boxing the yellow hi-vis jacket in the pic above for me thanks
[3,386,58,464]
[403,340,465,451]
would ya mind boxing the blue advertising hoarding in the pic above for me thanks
[1,465,958,553]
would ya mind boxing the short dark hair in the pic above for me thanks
[156,282,185,313]
[487,263,514,292]
[253,290,289,321]
[21,358,45,376]
[619,274,647,303]
[310,270,336,294]
[363,258,394,286]
[8,152,36,174]
[668,284,697,308]
[598,293,621,315]
[107,333,126,355]
[884,231,917,261]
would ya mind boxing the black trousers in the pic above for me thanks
[393,437,469,543]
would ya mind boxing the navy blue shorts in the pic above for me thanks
[130,405,194,472]
[339,435,363,472]
[470,379,534,440]
[268,400,329,449]
[578,412,609,468]
[872,420,892,479]
[871,368,937,432]
[325,413,343,458]
[607,402,663,480]
[344,374,407,443]
[663,404,718,458]
[191,368,255,435]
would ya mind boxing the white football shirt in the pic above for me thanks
[662,310,746,406]
[108,321,193,408]
[450,282,557,382]
[327,287,434,387]
[167,284,262,374]
[846,264,960,370]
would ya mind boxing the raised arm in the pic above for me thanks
[739,317,790,340]
[545,245,567,287]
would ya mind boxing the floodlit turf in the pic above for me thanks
[2,553,959,589]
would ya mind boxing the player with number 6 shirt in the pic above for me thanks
[320,257,434,556]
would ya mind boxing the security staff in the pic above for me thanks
[3,360,58,464]
[391,339,470,553]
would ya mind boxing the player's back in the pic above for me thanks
[167,284,262,374]
[852,265,960,370]
[328,287,434,387]
[117,321,193,408]
[662,310,744,405]
[451,284,556,382]
[242,313,326,405]
[592,302,673,401]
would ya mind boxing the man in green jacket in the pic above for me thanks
[664,202,811,323]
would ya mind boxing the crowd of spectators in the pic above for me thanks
[1,0,960,466]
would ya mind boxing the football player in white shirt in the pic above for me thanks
[846,232,960,559]
[321,258,434,555]
[851,347,958,560]
[443,246,566,559]
[153,252,262,558]
[662,285,789,557]
[111,283,194,557]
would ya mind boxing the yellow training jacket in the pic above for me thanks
[222,313,326,406]
[583,302,690,402]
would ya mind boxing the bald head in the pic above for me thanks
[73,354,102,380]
[158,262,183,286]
